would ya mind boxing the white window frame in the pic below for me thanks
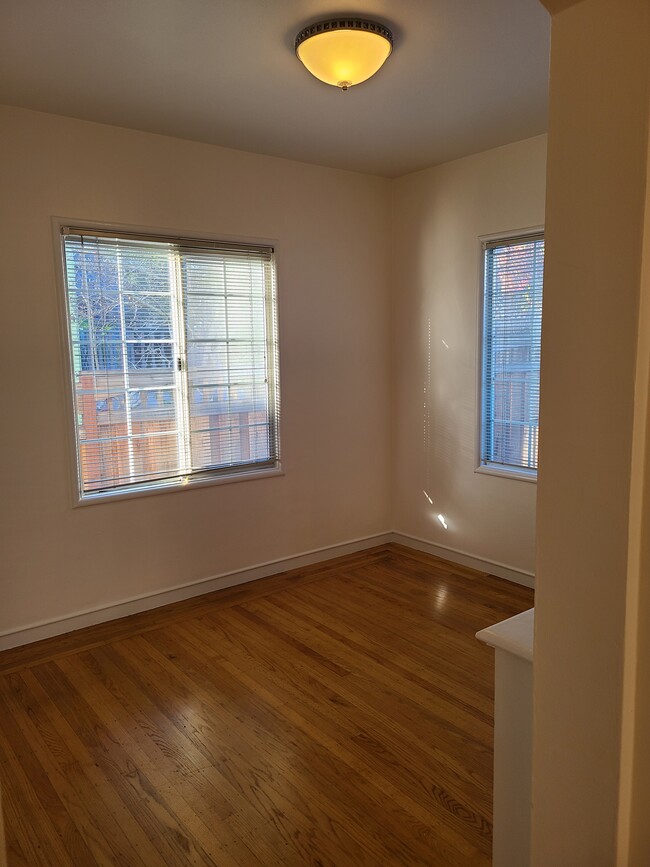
[475,226,544,484]
[53,218,283,505]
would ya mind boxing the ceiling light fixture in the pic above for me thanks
[295,18,393,91]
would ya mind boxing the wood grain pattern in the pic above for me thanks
[0,543,533,865]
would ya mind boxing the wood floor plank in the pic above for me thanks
[140,636,466,864]
[17,668,162,866]
[94,638,359,866]
[267,590,494,716]
[80,645,288,867]
[244,595,495,801]
[212,650,486,865]
[142,627,472,867]
[0,543,533,865]
[198,605,493,858]
[284,581,495,697]
[0,692,79,867]
[299,573,496,680]
[114,635,394,867]
[0,678,115,867]
[53,653,252,867]
[172,604,489,856]
[245,594,494,729]
[31,662,215,867]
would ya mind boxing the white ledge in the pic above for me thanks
[476,608,535,662]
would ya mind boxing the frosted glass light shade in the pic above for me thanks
[295,19,393,90]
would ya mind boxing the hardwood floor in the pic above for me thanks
[0,543,533,866]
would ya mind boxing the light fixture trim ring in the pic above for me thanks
[294,18,394,55]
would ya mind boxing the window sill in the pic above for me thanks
[73,465,284,507]
[474,464,537,484]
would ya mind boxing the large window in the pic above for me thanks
[480,232,544,479]
[60,227,280,502]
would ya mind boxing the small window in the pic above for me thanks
[60,227,280,501]
[479,232,544,479]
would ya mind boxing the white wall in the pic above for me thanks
[0,104,548,645]
[391,135,547,576]
[531,0,649,862]
[0,105,392,640]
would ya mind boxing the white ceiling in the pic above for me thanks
[0,0,550,178]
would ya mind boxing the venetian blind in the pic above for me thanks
[481,234,544,473]
[61,229,279,499]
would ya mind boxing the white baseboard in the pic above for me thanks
[0,533,393,652]
[0,530,533,652]
[389,532,535,589]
